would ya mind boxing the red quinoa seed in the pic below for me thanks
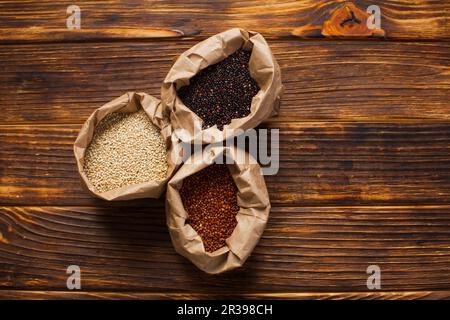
[180,164,239,252]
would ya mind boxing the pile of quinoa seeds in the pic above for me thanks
[83,109,168,193]
[180,164,239,253]
[177,49,260,130]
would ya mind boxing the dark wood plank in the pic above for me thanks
[1,290,450,300]
[0,41,449,124]
[0,1,449,42]
[1,122,450,206]
[0,206,449,292]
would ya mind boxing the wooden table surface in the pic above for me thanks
[0,0,449,300]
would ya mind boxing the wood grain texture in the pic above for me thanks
[1,122,450,206]
[320,2,386,38]
[0,1,449,42]
[0,206,449,292]
[1,0,450,300]
[1,290,450,300]
[1,41,449,124]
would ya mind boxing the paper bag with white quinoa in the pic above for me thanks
[161,28,284,144]
[74,92,181,201]
[166,146,270,274]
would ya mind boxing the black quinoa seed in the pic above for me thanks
[177,49,260,130]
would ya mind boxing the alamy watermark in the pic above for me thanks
[366,5,381,30]
[66,5,81,29]
[66,265,81,290]
[172,128,280,175]
[366,265,381,290]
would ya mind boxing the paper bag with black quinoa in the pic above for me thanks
[74,92,181,201]
[161,28,283,144]
[166,146,270,274]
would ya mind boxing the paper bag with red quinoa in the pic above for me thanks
[161,28,284,144]
[74,92,181,201]
[166,146,270,274]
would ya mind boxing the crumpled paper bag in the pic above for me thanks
[162,28,284,144]
[74,92,181,201]
[166,146,270,274]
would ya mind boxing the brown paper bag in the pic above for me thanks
[161,28,284,144]
[166,146,270,274]
[74,92,180,201]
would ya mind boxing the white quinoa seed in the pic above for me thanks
[83,109,168,193]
